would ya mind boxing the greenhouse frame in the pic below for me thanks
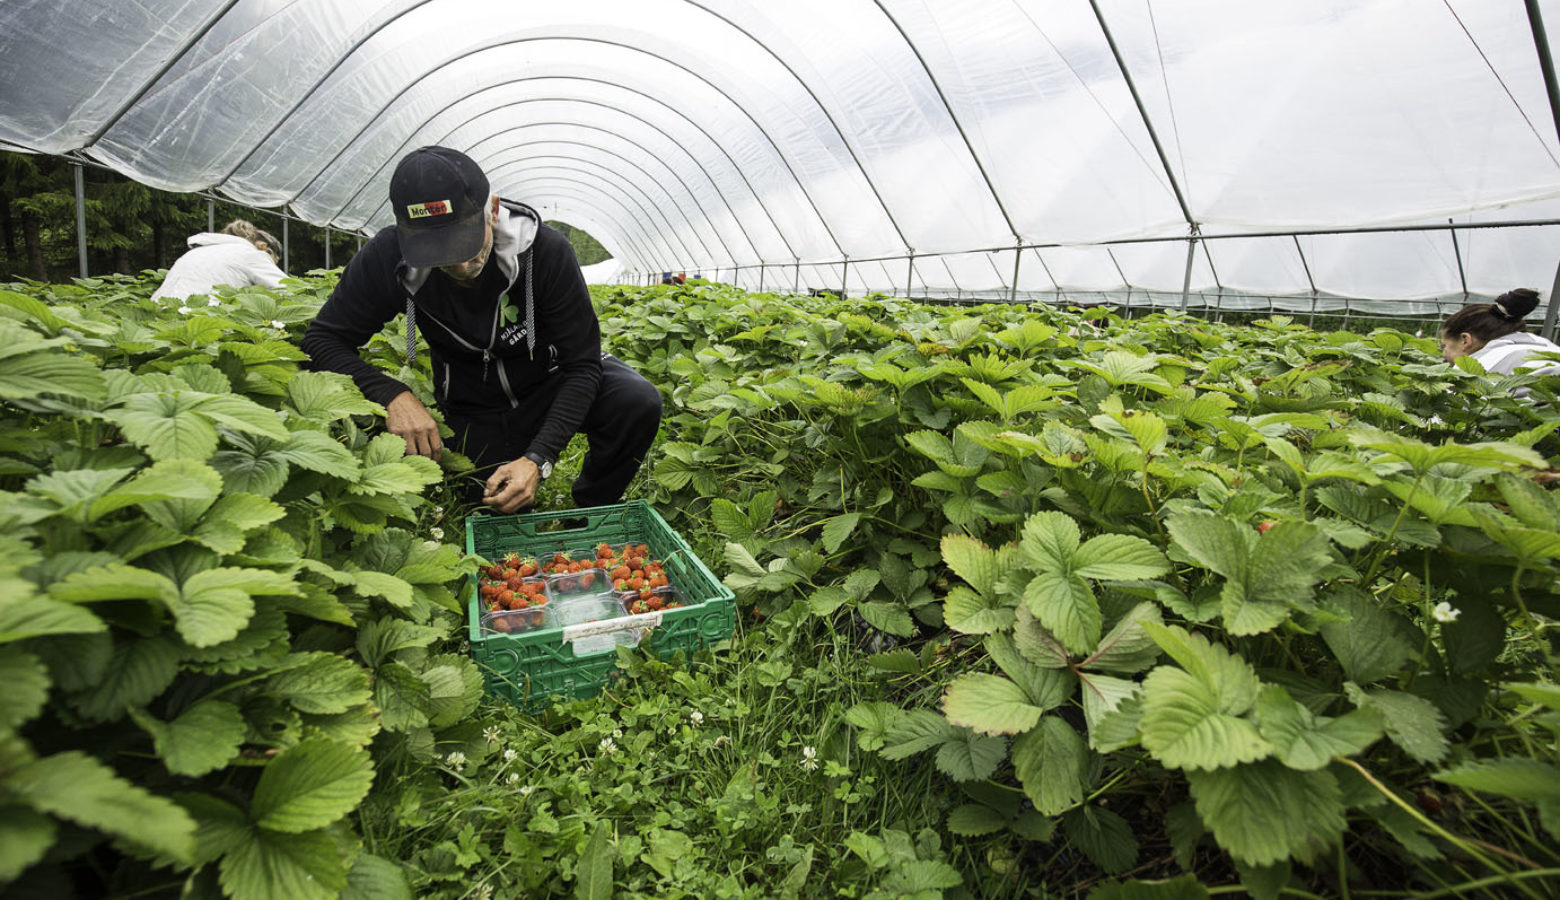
[6,1,1560,323]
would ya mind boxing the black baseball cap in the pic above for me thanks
[389,146,491,268]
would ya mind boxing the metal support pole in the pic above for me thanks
[281,217,290,273]
[73,163,88,278]
[325,226,332,270]
[840,258,849,299]
[1448,218,1468,301]
[207,199,215,233]
[906,254,915,300]
[759,263,765,293]
[1545,258,1560,341]
[1179,230,1199,311]
[1009,245,1022,304]
[1524,0,1560,340]
[794,261,800,295]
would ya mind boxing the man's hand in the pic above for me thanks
[483,457,541,513]
[386,391,442,459]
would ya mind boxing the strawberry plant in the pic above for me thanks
[0,276,479,898]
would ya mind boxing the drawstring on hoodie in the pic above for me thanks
[524,245,535,360]
[405,297,417,364]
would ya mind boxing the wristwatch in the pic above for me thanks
[523,451,553,481]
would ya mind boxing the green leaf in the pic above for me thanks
[1018,510,1080,572]
[934,729,1008,782]
[1434,759,1560,801]
[0,593,107,644]
[947,804,1009,836]
[0,804,56,882]
[1318,588,1421,684]
[266,653,373,715]
[1013,605,1071,668]
[1166,511,1332,635]
[340,853,413,900]
[1079,672,1142,750]
[220,827,346,900]
[575,823,614,900]
[275,430,360,480]
[1012,716,1090,815]
[0,647,51,732]
[942,673,1044,735]
[1063,805,1139,875]
[882,709,961,760]
[1142,623,1262,714]
[1344,685,1448,764]
[106,392,221,460]
[174,569,264,647]
[1256,685,1384,770]
[6,751,195,863]
[985,632,1074,711]
[129,700,247,777]
[1186,760,1346,866]
[1083,602,1163,673]
[250,739,374,833]
[1073,533,1171,581]
[865,648,921,674]
[943,585,1014,635]
[821,513,861,554]
[940,534,1008,597]
[1089,875,1212,900]
[1140,666,1272,771]
[858,601,915,637]
[69,636,180,722]
[47,563,178,605]
[286,372,382,422]
[1023,571,1099,656]
[89,458,223,521]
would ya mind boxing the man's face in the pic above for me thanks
[439,199,498,283]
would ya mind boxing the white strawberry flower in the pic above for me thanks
[270,319,285,329]
[1432,601,1461,623]
[177,305,192,314]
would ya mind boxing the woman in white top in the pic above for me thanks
[151,219,287,303]
[1438,288,1560,377]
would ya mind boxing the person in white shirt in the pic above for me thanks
[1438,288,1560,378]
[151,219,288,303]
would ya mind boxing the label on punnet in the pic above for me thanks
[561,611,662,643]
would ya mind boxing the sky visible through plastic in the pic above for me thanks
[2,0,1560,311]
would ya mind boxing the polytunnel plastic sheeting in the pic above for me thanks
[5,2,1560,307]
[275,44,831,262]
[1101,0,1560,232]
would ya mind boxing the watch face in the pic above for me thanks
[540,460,553,479]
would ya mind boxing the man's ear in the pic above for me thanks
[490,195,500,222]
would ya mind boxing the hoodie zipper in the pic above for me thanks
[405,285,521,408]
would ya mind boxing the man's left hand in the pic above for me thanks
[483,457,541,513]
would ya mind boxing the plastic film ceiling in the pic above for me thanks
[4,0,1560,309]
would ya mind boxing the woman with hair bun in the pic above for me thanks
[1438,288,1560,374]
[152,218,288,304]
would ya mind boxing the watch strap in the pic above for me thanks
[522,451,553,480]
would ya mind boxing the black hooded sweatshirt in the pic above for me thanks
[300,200,602,466]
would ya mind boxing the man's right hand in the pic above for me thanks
[386,391,442,459]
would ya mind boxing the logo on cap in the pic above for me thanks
[405,200,454,219]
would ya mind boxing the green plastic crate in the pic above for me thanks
[465,500,735,712]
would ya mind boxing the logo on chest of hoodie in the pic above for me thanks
[497,293,528,346]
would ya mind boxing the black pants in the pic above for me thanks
[445,354,662,510]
